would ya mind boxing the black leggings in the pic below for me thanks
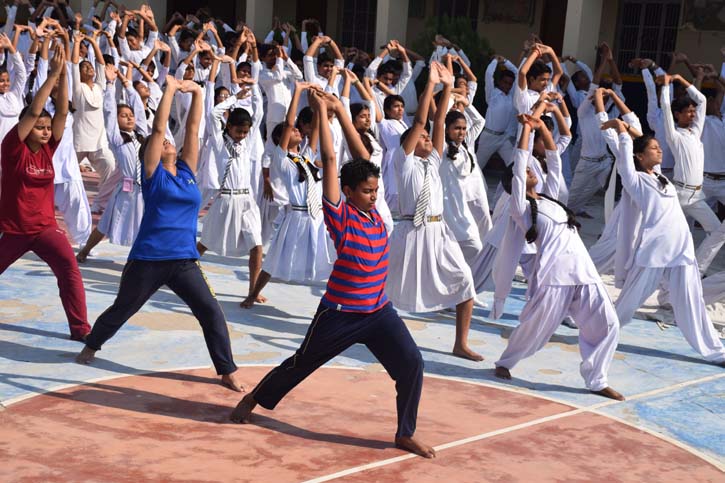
[85,259,237,375]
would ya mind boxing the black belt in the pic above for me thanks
[483,127,505,136]
[580,154,611,162]
[291,204,308,212]
[704,172,725,181]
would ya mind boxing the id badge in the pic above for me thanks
[122,178,134,192]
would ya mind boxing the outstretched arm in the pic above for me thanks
[311,90,340,204]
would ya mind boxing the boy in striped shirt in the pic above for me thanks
[231,89,435,459]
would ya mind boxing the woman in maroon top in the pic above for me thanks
[0,42,91,341]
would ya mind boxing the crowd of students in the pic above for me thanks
[1,1,725,459]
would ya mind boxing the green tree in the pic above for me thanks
[412,15,494,110]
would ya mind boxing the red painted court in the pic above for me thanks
[1,366,721,482]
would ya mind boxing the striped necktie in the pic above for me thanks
[413,159,430,227]
[296,155,323,219]
[123,131,143,185]
[222,135,244,190]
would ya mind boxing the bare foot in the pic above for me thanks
[452,344,484,362]
[76,251,88,263]
[395,436,436,458]
[495,366,512,379]
[76,346,96,364]
[221,371,245,392]
[255,294,268,304]
[592,387,625,401]
[230,393,257,423]
[240,296,255,309]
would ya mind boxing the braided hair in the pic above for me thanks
[524,194,581,244]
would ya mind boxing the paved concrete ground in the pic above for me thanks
[0,174,723,481]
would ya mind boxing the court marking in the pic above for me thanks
[2,364,722,478]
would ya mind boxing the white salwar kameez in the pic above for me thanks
[495,147,620,391]
[387,148,476,312]
[262,146,335,282]
[611,133,725,363]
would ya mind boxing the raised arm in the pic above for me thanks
[180,80,204,172]
[517,48,540,90]
[311,90,340,204]
[432,63,453,156]
[401,62,439,155]
[18,42,65,143]
[144,75,178,177]
[279,81,309,151]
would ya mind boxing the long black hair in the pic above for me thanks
[444,110,475,171]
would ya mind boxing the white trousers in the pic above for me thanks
[677,186,721,233]
[702,270,725,305]
[54,180,92,245]
[476,130,514,170]
[615,264,725,363]
[695,218,725,274]
[589,203,621,274]
[703,177,725,208]
[77,147,117,212]
[495,283,620,391]
[567,157,612,214]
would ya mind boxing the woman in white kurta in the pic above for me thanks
[440,104,490,289]
[494,115,624,400]
[0,35,27,198]
[198,81,265,305]
[604,121,725,364]
[244,82,336,307]
[387,62,481,361]
[77,67,148,262]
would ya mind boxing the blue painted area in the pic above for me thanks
[600,377,725,462]
[1,241,723,465]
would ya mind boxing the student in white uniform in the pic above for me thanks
[477,55,517,169]
[303,35,344,93]
[340,70,394,232]
[494,114,624,401]
[378,94,409,214]
[0,33,27,168]
[440,101,491,286]
[197,82,265,307]
[387,62,482,362]
[71,31,117,213]
[603,119,725,365]
[76,65,147,262]
[245,83,336,306]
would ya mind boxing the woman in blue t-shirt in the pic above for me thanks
[76,75,243,392]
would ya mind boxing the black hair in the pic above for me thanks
[236,61,252,73]
[179,29,196,43]
[533,116,555,147]
[571,70,588,88]
[377,61,400,78]
[317,51,334,66]
[351,63,366,79]
[498,69,515,82]
[524,194,581,243]
[258,44,276,58]
[340,158,380,191]
[671,96,697,114]
[296,107,314,128]
[382,59,403,75]
[102,54,115,65]
[271,122,285,146]
[633,134,669,189]
[350,102,371,124]
[0,67,8,76]
[399,124,430,145]
[19,106,52,120]
[527,60,552,80]
[454,74,467,86]
[126,28,139,39]
[444,110,476,171]
[214,86,230,100]
[500,163,580,243]
[383,95,405,118]
[226,108,253,128]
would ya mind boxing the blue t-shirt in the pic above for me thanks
[128,160,201,261]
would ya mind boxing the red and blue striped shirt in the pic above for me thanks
[321,196,389,312]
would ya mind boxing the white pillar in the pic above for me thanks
[375,0,409,50]
[246,0,274,38]
[562,0,604,67]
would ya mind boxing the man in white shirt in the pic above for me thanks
[303,35,344,94]
[477,56,517,169]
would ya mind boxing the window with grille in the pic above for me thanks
[340,0,377,53]
[437,0,479,30]
[616,0,680,74]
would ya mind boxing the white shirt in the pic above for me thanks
[71,61,108,152]
[642,68,675,170]
[661,84,706,185]
[394,148,444,217]
[484,58,517,135]
[258,57,303,124]
[577,86,609,159]
[0,52,26,147]
[303,55,344,93]
[702,115,725,174]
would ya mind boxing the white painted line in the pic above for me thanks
[302,408,587,483]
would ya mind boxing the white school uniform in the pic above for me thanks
[495,147,620,391]
[0,51,27,197]
[477,58,517,169]
[642,68,675,175]
[612,133,725,363]
[200,87,264,256]
[702,271,725,305]
[365,57,413,114]
[262,146,335,282]
[96,83,146,246]
[387,148,476,312]
[440,105,491,289]
[378,117,409,213]
[340,97,394,233]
